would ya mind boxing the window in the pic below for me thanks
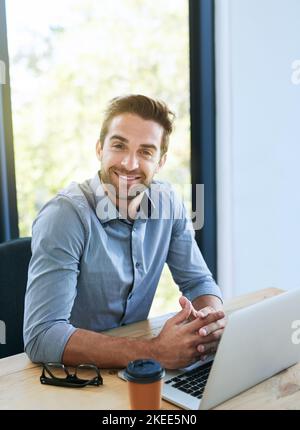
[6,0,190,315]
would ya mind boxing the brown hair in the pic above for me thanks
[99,95,175,157]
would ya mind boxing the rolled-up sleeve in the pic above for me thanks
[23,196,85,363]
[166,196,222,303]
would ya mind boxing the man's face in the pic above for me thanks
[96,113,166,200]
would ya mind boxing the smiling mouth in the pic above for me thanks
[113,171,142,182]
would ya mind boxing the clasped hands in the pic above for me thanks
[153,296,226,369]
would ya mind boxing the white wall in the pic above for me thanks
[216,0,300,298]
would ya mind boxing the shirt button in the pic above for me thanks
[135,262,141,269]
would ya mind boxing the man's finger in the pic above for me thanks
[172,298,192,325]
[184,310,224,332]
[179,296,198,320]
[197,341,219,354]
[197,328,224,344]
[179,295,188,309]
[199,317,226,337]
[197,306,216,318]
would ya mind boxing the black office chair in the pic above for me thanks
[0,237,31,359]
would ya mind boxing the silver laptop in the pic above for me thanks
[119,288,300,409]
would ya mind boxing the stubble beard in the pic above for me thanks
[99,168,150,201]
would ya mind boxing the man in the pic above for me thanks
[24,95,225,370]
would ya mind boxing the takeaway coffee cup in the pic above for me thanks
[123,359,165,410]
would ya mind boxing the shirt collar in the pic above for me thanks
[89,171,156,224]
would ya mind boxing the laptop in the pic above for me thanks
[118,288,300,409]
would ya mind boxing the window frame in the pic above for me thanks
[189,0,217,279]
[0,0,19,243]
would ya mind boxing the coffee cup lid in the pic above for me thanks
[123,359,165,384]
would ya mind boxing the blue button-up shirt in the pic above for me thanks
[24,172,222,363]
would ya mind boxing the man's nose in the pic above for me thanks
[120,153,139,170]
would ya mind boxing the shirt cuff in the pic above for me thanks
[27,323,77,363]
[182,282,223,304]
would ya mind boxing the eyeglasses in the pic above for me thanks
[40,362,103,388]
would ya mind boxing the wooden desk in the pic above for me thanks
[1,287,298,410]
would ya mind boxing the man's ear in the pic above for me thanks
[155,153,167,173]
[96,139,103,162]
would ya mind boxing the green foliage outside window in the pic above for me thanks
[7,0,190,316]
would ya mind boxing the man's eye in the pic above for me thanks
[113,144,124,149]
[141,150,152,157]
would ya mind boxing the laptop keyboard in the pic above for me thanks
[165,361,213,399]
